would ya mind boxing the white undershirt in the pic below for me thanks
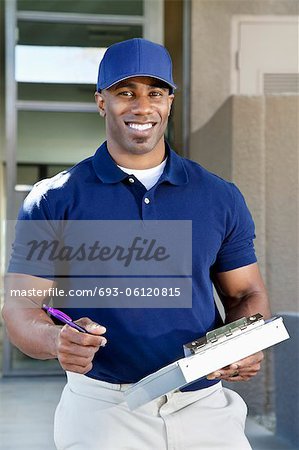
[117,158,167,190]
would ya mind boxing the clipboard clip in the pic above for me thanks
[183,313,264,356]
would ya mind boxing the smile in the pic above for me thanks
[127,123,154,131]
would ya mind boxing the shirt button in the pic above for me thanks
[144,197,150,204]
[128,177,135,183]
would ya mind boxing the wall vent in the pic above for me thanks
[264,73,299,94]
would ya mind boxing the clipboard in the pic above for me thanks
[124,314,289,410]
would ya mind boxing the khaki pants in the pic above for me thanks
[54,371,252,450]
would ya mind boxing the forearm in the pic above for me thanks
[2,300,61,360]
[224,292,271,324]
[213,264,271,324]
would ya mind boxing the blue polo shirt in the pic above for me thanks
[9,141,257,390]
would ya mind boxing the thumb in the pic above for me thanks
[85,322,107,335]
[75,317,106,335]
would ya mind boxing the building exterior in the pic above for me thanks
[0,0,298,433]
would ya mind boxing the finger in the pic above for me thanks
[228,360,262,375]
[75,318,107,335]
[226,374,244,382]
[58,342,100,358]
[214,364,262,381]
[238,365,261,377]
[58,353,94,368]
[207,364,239,379]
[207,366,255,381]
[61,363,93,374]
[224,358,252,371]
[227,372,254,382]
[206,351,264,380]
[60,325,107,347]
[206,371,223,380]
[228,351,264,369]
[84,323,107,336]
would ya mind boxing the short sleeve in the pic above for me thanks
[214,184,257,272]
[7,183,57,278]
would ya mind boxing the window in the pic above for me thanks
[16,45,106,84]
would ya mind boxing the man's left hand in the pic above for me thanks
[206,351,264,382]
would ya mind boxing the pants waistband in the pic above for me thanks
[66,371,222,403]
[66,371,133,394]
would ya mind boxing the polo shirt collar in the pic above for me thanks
[161,141,189,186]
[92,141,126,183]
[92,141,188,186]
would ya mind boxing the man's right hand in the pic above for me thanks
[56,317,107,374]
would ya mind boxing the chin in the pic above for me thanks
[125,141,157,155]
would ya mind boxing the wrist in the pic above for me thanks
[48,324,62,359]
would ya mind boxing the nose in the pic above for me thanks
[130,95,153,115]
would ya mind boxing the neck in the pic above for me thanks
[106,140,166,170]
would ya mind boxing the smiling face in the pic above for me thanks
[95,76,174,168]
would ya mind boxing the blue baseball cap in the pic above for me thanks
[97,38,176,94]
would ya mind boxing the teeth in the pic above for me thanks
[128,123,153,131]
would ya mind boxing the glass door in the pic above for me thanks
[2,0,163,375]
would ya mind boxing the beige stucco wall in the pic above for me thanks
[265,96,299,313]
[190,0,298,415]
[231,96,298,415]
[191,94,299,414]
[190,94,299,314]
[190,0,298,313]
[232,97,266,272]
[190,0,298,132]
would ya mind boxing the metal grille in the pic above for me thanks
[264,73,299,94]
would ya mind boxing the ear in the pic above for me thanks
[168,94,174,116]
[95,91,106,117]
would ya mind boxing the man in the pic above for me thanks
[2,38,270,449]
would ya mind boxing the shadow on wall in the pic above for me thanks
[190,97,233,181]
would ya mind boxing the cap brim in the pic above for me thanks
[98,74,177,92]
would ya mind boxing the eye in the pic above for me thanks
[149,90,163,97]
[118,91,133,97]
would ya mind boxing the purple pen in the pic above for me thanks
[42,305,91,334]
